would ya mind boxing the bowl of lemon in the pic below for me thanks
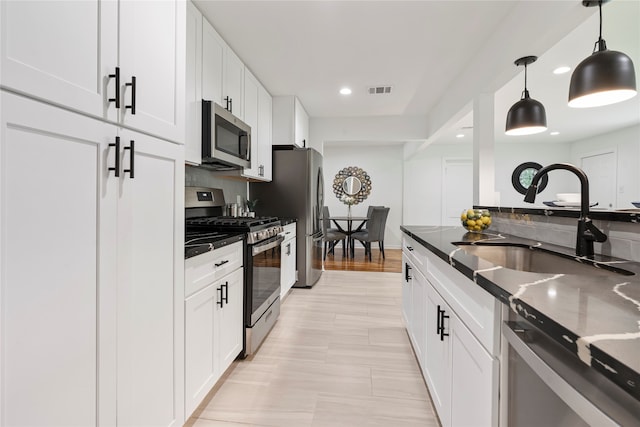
[461,209,491,233]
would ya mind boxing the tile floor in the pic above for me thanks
[186,270,439,427]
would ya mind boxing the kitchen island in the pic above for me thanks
[401,225,640,426]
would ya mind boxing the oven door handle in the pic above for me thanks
[252,235,284,256]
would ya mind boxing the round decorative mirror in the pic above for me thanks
[332,166,372,205]
[342,176,362,195]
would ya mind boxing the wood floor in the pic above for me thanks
[323,246,402,273]
[186,270,438,427]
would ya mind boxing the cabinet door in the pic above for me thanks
[294,96,309,148]
[216,268,244,372]
[185,283,218,418]
[424,283,452,427]
[258,84,273,181]
[118,0,185,143]
[202,17,224,106]
[224,48,244,119]
[0,92,117,426]
[281,237,297,299]
[450,314,498,427]
[243,69,260,178]
[1,0,117,120]
[185,1,203,165]
[411,268,427,371]
[401,254,413,328]
[116,129,184,427]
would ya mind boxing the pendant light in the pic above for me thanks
[505,56,547,136]
[568,0,637,108]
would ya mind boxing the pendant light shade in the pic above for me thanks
[568,0,637,108]
[505,56,547,136]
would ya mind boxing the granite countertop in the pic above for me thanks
[400,225,640,401]
[477,205,640,223]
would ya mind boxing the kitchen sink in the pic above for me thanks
[453,242,635,277]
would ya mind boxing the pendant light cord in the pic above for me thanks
[593,0,607,53]
[521,63,529,100]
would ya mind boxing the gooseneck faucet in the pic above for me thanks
[523,163,607,258]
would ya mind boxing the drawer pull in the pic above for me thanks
[214,260,229,268]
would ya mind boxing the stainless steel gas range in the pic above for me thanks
[185,186,283,356]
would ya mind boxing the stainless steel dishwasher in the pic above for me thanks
[500,310,640,427]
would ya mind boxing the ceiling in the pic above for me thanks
[194,0,639,146]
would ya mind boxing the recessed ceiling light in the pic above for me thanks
[456,134,464,138]
[553,66,571,75]
[550,131,560,135]
[339,87,352,95]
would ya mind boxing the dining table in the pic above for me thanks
[327,215,369,258]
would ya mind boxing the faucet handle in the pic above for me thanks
[584,219,607,243]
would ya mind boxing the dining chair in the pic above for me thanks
[322,206,347,259]
[351,207,390,261]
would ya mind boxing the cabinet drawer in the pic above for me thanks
[403,235,427,268]
[185,241,243,297]
[281,222,296,239]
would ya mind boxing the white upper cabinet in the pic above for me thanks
[185,1,203,164]
[0,0,117,121]
[1,0,185,144]
[202,17,243,119]
[257,84,273,180]
[201,17,225,108]
[241,68,272,181]
[273,95,309,148]
[243,69,260,178]
[118,0,186,143]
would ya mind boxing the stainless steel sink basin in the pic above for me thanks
[453,243,634,277]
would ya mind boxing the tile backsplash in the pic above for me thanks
[491,211,640,262]
[185,165,247,206]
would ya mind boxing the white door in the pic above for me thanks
[581,151,616,209]
[0,92,117,426]
[185,283,218,418]
[116,129,184,427]
[1,0,118,120]
[118,0,185,143]
[442,158,473,226]
[217,268,244,371]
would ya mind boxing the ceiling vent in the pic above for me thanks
[368,86,393,95]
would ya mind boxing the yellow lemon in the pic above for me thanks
[466,220,476,227]
[467,209,475,218]
[481,216,490,224]
[461,213,467,221]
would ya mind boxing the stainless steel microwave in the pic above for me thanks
[202,100,251,170]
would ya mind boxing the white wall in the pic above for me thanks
[570,124,640,210]
[494,142,572,207]
[323,144,404,249]
[403,142,473,226]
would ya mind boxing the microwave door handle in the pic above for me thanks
[245,134,251,161]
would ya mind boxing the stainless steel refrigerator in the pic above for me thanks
[250,147,324,288]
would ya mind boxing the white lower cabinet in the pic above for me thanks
[0,91,185,426]
[185,244,244,418]
[280,223,297,299]
[402,235,499,427]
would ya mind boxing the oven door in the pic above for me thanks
[248,234,284,326]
